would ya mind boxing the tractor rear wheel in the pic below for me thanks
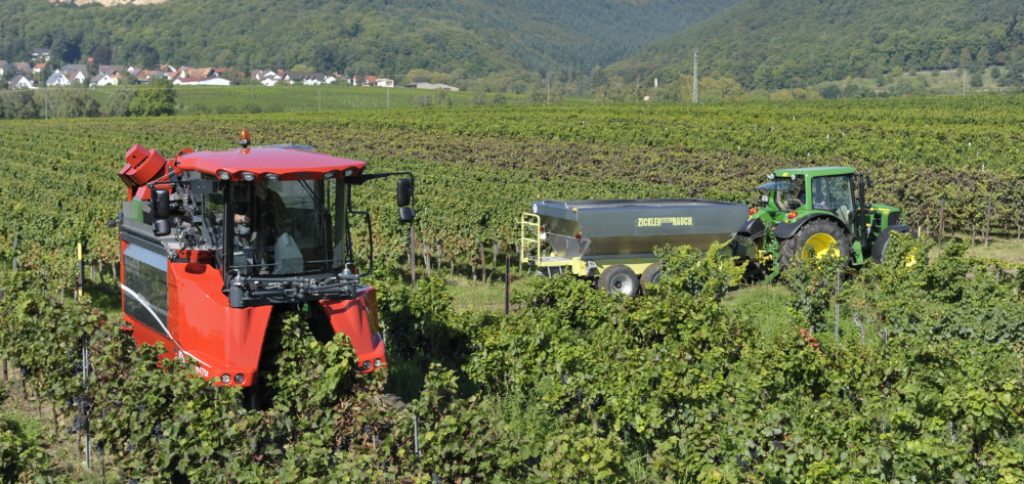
[598,265,640,297]
[780,219,850,267]
[639,263,662,293]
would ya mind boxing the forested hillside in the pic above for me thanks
[0,0,733,86]
[612,0,1024,89]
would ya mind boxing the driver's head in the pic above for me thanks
[234,212,252,236]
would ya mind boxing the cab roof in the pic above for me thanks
[773,166,855,178]
[175,146,366,181]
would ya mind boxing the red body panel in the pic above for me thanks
[320,287,387,372]
[166,261,273,385]
[175,148,366,181]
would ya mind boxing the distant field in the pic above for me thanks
[86,84,529,114]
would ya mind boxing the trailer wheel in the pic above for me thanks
[639,264,662,293]
[780,219,850,267]
[598,265,640,297]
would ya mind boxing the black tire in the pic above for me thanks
[779,218,850,267]
[639,263,662,293]
[871,225,911,263]
[729,235,764,281]
[598,265,640,297]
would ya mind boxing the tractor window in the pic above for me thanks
[229,180,345,276]
[812,176,854,215]
[774,177,805,211]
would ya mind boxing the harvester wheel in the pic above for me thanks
[780,219,850,267]
[598,265,640,297]
[640,264,662,292]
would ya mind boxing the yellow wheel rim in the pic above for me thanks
[905,253,918,267]
[801,233,840,259]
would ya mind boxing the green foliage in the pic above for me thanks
[0,0,733,85]
[613,0,1024,89]
[0,413,48,482]
[782,255,846,332]
[0,90,39,119]
[129,79,176,116]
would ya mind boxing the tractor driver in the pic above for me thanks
[777,179,805,212]
[232,181,301,274]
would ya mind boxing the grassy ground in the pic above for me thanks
[0,370,102,481]
[809,66,1015,97]
[84,84,533,115]
[964,236,1024,265]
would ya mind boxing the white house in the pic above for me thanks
[405,82,460,92]
[136,70,172,84]
[252,69,283,86]
[49,65,89,86]
[173,76,231,86]
[90,73,120,87]
[31,49,51,63]
[46,70,71,87]
[296,73,337,86]
[375,78,395,88]
[8,75,35,90]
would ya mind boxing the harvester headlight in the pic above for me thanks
[241,172,256,182]
[767,173,775,180]
[234,373,245,384]
[532,203,539,213]
[362,360,371,370]
[324,170,338,179]
[343,168,355,177]
[220,374,231,384]
[217,170,231,180]
[264,173,279,181]
[374,358,382,368]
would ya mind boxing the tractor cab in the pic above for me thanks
[738,166,908,278]
[116,133,414,390]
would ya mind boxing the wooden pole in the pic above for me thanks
[504,255,511,316]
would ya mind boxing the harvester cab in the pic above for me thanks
[115,132,414,390]
[736,166,909,278]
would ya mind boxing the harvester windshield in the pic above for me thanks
[224,179,348,276]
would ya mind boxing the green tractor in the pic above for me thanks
[732,166,910,279]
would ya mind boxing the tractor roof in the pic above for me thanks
[773,166,855,178]
[175,147,366,181]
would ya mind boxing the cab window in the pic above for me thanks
[812,175,854,213]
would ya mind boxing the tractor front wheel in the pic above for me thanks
[598,265,640,297]
[780,219,850,267]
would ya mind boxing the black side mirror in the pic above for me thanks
[152,189,171,219]
[397,178,413,208]
[399,206,415,223]
[151,189,172,236]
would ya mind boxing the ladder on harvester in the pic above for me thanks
[519,212,542,269]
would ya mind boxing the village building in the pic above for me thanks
[8,75,36,90]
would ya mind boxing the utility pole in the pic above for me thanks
[546,71,551,104]
[692,48,700,104]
